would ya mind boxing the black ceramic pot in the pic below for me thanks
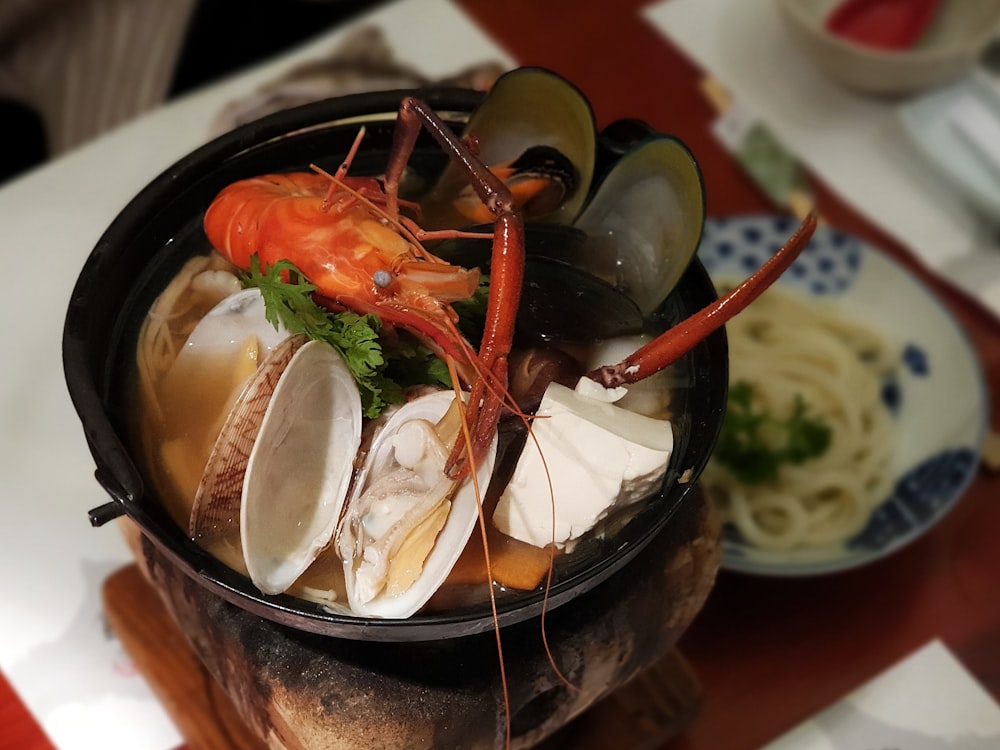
[62,86,727,644]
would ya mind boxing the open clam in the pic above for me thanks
[155,287,290,517]
[241,339,363,595]
[338,390,498,618]
[187,329,364,596]
[189,332,304,544]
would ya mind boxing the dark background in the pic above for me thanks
[0,0,390,186]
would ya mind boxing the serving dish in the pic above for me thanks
[776,0,1000,96]
[698,214,986,576]
[61,82,728,641]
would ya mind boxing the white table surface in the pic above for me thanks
[0,1,511,747]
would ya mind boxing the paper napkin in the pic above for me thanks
[762,640,1000,749]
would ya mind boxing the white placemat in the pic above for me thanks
[0,1,512,748]
[762,640,1000,748]
[644,0,1000,321]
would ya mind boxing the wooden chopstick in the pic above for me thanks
[699,75,819,223]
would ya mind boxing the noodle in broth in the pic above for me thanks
[702,282,899,551]
[136,254,247,524]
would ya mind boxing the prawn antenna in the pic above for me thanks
[446,356,512,749]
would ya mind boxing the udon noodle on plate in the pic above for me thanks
[702,282,900,552]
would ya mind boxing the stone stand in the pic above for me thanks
[120,487,720,749]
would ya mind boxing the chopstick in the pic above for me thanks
[699,75,819,222]
[981,431,1000,472]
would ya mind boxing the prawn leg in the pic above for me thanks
[383,97,526,479]
[588,213,819,388]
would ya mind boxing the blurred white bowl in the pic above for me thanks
[776,0,1000,96]
[698,214,987,576]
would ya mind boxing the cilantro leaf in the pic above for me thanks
[242,256,402,418]
[382,336,453,391]
[714,380,831,484]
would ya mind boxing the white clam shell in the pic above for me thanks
[338,390,498,619]
[160,287,291,461]
[165,288,289,384]
[189,334,308,542]
[241,339,363,596]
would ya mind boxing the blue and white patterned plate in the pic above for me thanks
[697,215,988,576]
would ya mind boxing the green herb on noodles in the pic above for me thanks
[715,381,832,484]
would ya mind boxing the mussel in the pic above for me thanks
[420,67,597,229]
[572,135,704,315]
[421,67,706,320]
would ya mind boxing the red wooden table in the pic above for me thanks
[457,4,1000,749]
[5,2,999,748]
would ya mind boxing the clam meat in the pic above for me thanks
[338,390,498,618]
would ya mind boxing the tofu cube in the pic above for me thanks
[493,380,673,548]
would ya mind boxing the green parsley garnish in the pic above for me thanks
[714,380,832,484]
[242,256,404,418]
[380,336,453,391]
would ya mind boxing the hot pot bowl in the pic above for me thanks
[62,87,727,746]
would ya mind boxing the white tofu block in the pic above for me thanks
[493,381,673,548]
